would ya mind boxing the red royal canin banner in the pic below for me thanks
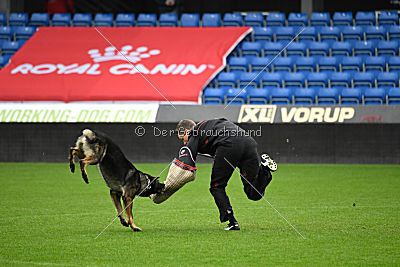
[0,27,251,103]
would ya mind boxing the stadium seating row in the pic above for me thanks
[236,40,400,58]
[224,55,400,73]
[202,86,400,105]
[0,11,399,27]
[246,25,400,42]
[1,25,399,44]
[214,70,400,88]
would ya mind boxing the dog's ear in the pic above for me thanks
[145,174,159,181]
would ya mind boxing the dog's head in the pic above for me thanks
[138,173,165,197]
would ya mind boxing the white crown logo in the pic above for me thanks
[88,45,160,63]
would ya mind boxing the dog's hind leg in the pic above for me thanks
[110,190,129,227]
[122,191,142,232]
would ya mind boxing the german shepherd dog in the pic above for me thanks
[69,129,164,231]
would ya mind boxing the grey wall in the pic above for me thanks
[0,123,399,164]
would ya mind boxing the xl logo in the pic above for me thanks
[238,106,355,123]
[281,107,355,123]
[238,105,277,123]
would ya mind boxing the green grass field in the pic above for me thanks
[0,162,399,266]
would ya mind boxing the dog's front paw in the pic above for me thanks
[69,163,75,173]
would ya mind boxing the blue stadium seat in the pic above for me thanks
[228,57,248,72]
[9,13,28,26]
[14,26,36,40]
[72,13,92,27]
[310,12,330,26]
[297,26,318,43]
[225,88,247,104]
[272,57,293,72]
[241,41,262,56]
[364,56,386,74]
[284,72,306,87]
[244,13,264,27]
[203,88,225,104]
[0,13,6,26]
[293,87,315,104]
[0,26,12,40]
[377,40,398,57]
[202,13,221,27]
[0,54,11,68]
[94,14,114,27]
[52,13,71,26]
[353,72,375,88]
[319,26,341,42]
[376,71,398,87]
[266,13,286,26]
[378,11,398,25]
[353,40,376,56]
[286,42,306,56]
[307,72,329,87]
[223,13,242,26]
[388,56,400,73]
[341,56,363,72]
[333,12,353,26]
[238,71,261,87]
[342,26,364,40]
[247,88,269,104]
[17,39,27,47]
[270,87,292,104]
[115,14,135,26]
[308,41,329,56]
[250,57,271,71]
[316,87,340,104]
[263,41,284,56]
[288,13,308,26]
[217,72,237,87]
[330,72,352,87]
[388,25,400,41]
[1,40,20,54]
[274,26,295,41]
[159,13,178,26]
[387,87,400,104]
[363,88,386,105]
[261,72,283,87]
[294,56,316,72]
[136,13,157,26]
[231,45,241,57]
[331,41,352,56]
[364,25,386,41]
[340,88,362,104]
[180,13,200,27]
[29,13,50,26]
[355,11,375,26]
[253,27,273,41]
[318,56,339,73]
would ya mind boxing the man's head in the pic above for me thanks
[176,119,196,145]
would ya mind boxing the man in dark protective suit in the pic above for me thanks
[151,118,277,231]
